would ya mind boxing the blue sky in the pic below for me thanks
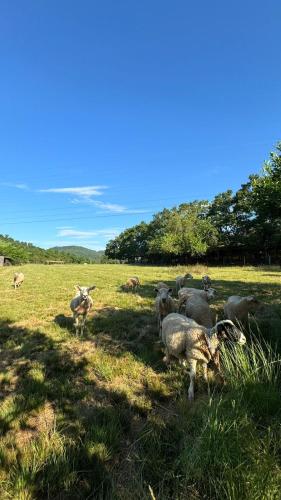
[0,0,280,250]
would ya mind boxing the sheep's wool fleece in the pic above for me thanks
[162,313,219,363]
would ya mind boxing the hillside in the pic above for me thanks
[49,245,105,262]
[0,235,82,264]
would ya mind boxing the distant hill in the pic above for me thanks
[0,235,82,264]
[49,246,105,262]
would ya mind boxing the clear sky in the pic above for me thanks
[0,0,280,250]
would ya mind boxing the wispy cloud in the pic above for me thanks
[0,182,29,190]
[57,228,122,239]
[39,185,107,197]
[72,198,150,214]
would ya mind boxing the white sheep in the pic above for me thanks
[161,313,246,400]
[202,275,212,290]
[224,295,260,325]
[175,273,193,293]
[155,286,176,336]
[70,285,96,335]
[178,287,216,313]
[185,293,213,328]
[13,272,24,289]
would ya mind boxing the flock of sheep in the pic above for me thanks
[12,270,260,401]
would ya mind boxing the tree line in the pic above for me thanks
[105,143,281,265]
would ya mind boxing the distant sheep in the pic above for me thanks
[185,293,213,328]
[122,277,140,292]
[161,313,246,400]
[175,273,193,293]
[202,275,212,290]
[155,286,176,336]
[224,295,260,324]
[13,272,24,289]
[70,285,96,335]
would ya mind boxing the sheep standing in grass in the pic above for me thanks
[161,313,246,400]
[155,286,176,336]
[175,274,193,293]
[178,287,216,313]
[122,277,140,292]
[70,285,96,335]
[224,295,260,325]
[13,272,24,289]
[185,293,213,328]
[202,275,212,290]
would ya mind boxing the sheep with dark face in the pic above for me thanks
[70,285,96,335]
[155,286,176,336]
[224,295,260,325]
[13,272,24,289]
[202,275,212,291]
[162,313,246,400]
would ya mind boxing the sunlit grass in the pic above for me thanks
[0,263,280,498]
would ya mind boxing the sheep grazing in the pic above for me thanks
[185,293,213,328]
[224,295,260,325]
[122,277,140,292]
[161,313,246,400]
[202,275,212,291]
[13,272,24,289]
[155,286,176,336]
[70,285,96,335]
[175,273,193,293]
[178,287,216,313]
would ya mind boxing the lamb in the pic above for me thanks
[184,293,213,328]
[202,275,212,290]
[70,285,96,335]
[161,313,246,400]
[122,277,140,291]
[178,287,216,312]
[175,273,193,293]
[13,272,24,289]
[224,295,260,325]
[155,286,176,336]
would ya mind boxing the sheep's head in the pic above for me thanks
[206,288,216,300]
[75,285,96,300]
[214,320,246,345]
[246,296,260,312]
[155,287,173,304]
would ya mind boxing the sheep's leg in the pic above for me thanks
[73,314,79,336]
[188,359,197,401]
[81,314,87,335]
[202,362,208,382]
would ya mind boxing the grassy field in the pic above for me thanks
[0,264,280,499]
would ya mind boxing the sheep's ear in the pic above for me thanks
[154,288,159,293]
[75,285,81,291]
[88,285,96,292]
[168,288,173,294]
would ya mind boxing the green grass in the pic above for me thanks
[0,264,280,499]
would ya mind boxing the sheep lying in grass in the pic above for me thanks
[175,274,193,293]
[202,275,212,290]
[155,286,176,336]
[224,295,260,325]
[13,272,24,289]
[185,293,213,328]
[178,287,216,313]
[161,313,246,400]
[70,285,96,335]
[122,277,140,292]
